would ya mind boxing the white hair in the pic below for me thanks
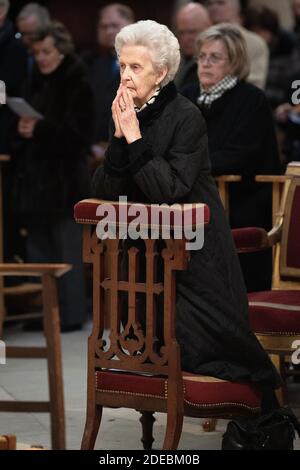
[0,0,9,15]
[115,20,180,88]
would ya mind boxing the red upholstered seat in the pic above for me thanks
[95,370,261,413]
[78,198,259,449]
[248,291,300,334]
[74,199,210,228]
[232,227,270,253]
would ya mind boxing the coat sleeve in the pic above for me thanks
[92,106,209,204]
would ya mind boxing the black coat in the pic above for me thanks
[11,55,94,215]
[182,81,281,230]
[0,19,27,153]
[92,82,280,390]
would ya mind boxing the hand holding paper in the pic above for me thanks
[18,117,38,139]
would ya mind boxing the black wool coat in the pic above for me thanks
[11,55,94,215]
[182,81,281,230]
[92,82,280,390]
[0,20,27,153]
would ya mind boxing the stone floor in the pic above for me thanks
[0,321,299,450]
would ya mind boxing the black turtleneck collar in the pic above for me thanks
[136,81,178,123]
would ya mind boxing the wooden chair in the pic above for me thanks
[229,163,300,405]
[215,173,289,226]
[75,199,262,450]
[202,163,299,433]
[0,263,70,450]
[245,172,300,405]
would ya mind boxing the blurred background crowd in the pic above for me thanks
[1,0,300,330]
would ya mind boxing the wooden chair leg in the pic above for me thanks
[270,354,286,406]
[42,274,65,450]
[163,407,183,450]
[140,411,155,450]
[202,418,217,432]
[0,280,5,339]
[81,405,102,450]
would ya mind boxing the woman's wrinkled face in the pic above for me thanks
[33,36,63,75]
[119,45,167,108]
[197,39,232,89]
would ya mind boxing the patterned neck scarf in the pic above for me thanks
[197,75,238,109]
[134,88,161,113]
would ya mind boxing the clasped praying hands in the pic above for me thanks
[112,84,142,144]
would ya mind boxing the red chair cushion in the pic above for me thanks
[95,370,261,412]
[182,373,261,411]
[248,290,300,334]
[286,186,300,270]
[232,228,269,253]
[74,199,210,228]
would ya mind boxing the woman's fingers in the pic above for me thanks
[113,86,124,109]
[125,87,135,109]
[122,87,135,111]
[119,91,126,111]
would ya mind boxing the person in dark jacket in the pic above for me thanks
[0,0,27,153]
[0,0,27,266]
[91,20,281,409]
[11,22,94,330]
[182,23,281,292]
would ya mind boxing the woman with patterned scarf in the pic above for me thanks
[182,23,281,293]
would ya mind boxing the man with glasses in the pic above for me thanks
[205,0,269,89]
[174,2,211,91]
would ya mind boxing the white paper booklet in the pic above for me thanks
[6,97,43,119]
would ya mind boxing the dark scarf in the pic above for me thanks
[136,81,177,124]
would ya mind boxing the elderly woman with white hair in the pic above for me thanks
[92,20,281,412]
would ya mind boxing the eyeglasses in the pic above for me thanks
[195,53,228,65]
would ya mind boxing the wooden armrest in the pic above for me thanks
[214,175,242,183]
[267,221,283,246]
[0,263,71,277]
[0,154,10,163]
[232,227,270,253]
[255,175,289,183]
